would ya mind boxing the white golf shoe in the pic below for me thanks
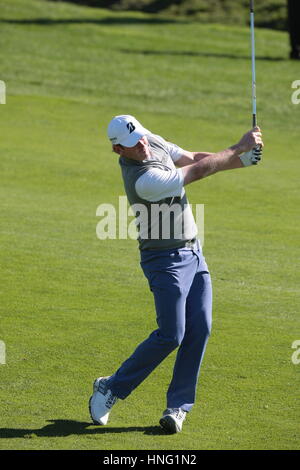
[89,376,118,425]
[159,407,187,433]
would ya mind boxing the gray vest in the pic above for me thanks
[119,134,198,250]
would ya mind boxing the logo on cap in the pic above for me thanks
[127,122,136,134]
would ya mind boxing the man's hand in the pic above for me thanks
[240,146,262,166]
[236,126,263,153]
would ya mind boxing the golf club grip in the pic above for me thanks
[253,114,261,150]
[253,111,261,148]
[253,112,261,151]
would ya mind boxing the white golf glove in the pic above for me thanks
[239,146,262,166]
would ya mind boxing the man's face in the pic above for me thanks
[113,136,151,161]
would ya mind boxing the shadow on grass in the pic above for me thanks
[0,420,167,438]
[119,48,286,61]
[0,17,186,25]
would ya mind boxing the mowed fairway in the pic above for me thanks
[0,0,299,450]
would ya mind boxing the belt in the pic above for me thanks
[143,238,198,251]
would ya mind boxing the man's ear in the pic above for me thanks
[112,144,122,155]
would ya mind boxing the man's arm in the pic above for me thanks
[175,151,213,168]
[181,127,263,185]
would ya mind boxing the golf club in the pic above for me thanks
[250,0,262,158]
[250,0,257,128]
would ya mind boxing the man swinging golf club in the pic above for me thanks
[89,114,263,434]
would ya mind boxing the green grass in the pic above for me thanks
[0,0,299,450]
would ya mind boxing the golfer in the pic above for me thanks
[89,115,263,433]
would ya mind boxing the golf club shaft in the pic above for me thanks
[250,0,257,128]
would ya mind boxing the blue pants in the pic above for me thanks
[107,243,212,412]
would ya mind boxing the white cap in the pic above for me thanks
[107,115,150,147]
